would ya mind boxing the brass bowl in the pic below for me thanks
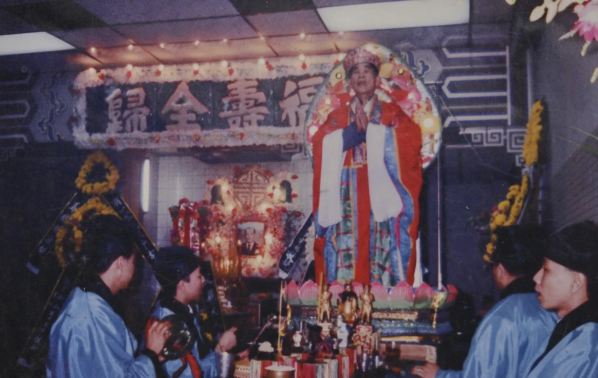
[265,366,295,378]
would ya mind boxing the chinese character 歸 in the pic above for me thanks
[123,87,150,132]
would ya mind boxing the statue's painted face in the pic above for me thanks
[348,63,377,98]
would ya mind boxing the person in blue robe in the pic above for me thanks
[412,225,558,378]
[525,221,598,378]
[151,246,238,378]
[47,215,169,378]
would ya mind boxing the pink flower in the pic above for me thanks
[572,1,598,42]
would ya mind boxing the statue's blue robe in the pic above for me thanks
[47,287,155,378]
[436,293,558,378]
[525,322,598,377]
[150,300,218,378]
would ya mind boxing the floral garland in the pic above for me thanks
[75,151,119,195]
[55,197,119,268]
[522,101,544,166]
[484,100,544,262]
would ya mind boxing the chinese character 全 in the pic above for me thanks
[161,82,209,130]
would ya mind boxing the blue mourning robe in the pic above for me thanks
[150,300,218,378]
[436,293,558,378]
[525,300,598,378]
[47,287,155,378]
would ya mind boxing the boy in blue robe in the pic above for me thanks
[47,215,169,378]
[413,225,558,378]
[525,221,598,378]
[151,246,238,378]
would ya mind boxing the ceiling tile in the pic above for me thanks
[52,27,131,49]
[313,0,396,6]
[268,33,336,56]
[114,17,256,45]
[247,10,327,36]
[0,0,63,5]
[228,0,315,15]
[3,1,107,32]
[75,0,238,24]
[144,39,275,63]
[91,45,160,66]
[0,9,39,36]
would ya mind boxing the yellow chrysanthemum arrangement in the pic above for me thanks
[522,101,543,166]
[484,100,543,262]
[56,152,122,268]
[75,151,119,195]
[55,197,119,268]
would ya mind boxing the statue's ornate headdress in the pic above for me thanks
[342,47,381,74]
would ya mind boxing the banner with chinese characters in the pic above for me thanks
[72,56,339,150]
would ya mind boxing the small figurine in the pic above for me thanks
[338,282,359,325]
[335,315,350,350]
[318,283,333,323]
[320,322,333,338]
[292,330,303,348]
[307,323,323,362]
[360,284,375,325]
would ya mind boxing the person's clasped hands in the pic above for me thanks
[355,100,369,133]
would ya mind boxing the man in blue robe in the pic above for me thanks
[47,215,169,378]
[413,225,558,378]
[151,246,237,378]
[525,221,598,378]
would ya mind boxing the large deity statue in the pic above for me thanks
[312,47,423,286]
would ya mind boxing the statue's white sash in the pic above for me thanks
[318,129,345,228]
[367,123,404,222]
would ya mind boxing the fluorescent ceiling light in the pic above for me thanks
[0,32,74,56]
[141,159,150,213]
[318,0,469,32]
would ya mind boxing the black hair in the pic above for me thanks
[346,63,379,79]
[155,246,201,298]
[493,225,546,277]
[279,180,293,203]
[210,185,224,205]
[549,221,598,301]
[160,273,191,298]
[82,214,136,275]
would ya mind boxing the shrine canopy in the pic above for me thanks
[72,56,340,151]
[304,43,442,169]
